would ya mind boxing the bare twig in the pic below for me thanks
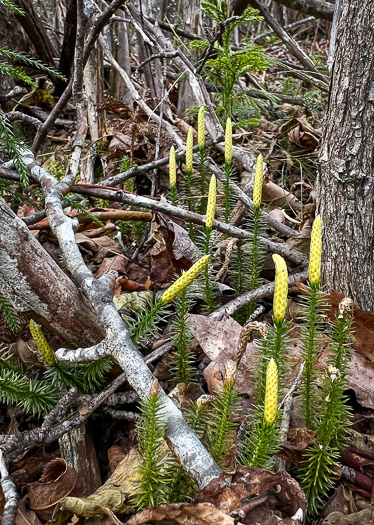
[98,35,183,148]
[32,0,128,152]
[249,0,328,84]
[101,407,139,421]
[277,361,305,470]
[210,271,308,320]
[0,373,127,463]
[60,0,88,193]
[0,165,299,242]
[6,111,42,128]
[17,148,222,489]
[254,16,316,42]
[70,184,308,263]
[0,450,18,525]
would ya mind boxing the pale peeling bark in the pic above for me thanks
[18,149,222,489]
[0,198,104,346]
[317,0,374,311]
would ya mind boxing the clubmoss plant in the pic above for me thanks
[208,360,241,468]
[200,176,219,314]
[169,146,179,206]
[240,358,280,468]
[223,117,234,222]
[170,287,195,384]
[300,298,354,516]
[299,215,326,429]
[29,320,112,392]
[0,293,21,333]
[130,255,210,345]
[135,380,169,509]
[184,127,196,240]
[231,154,266,324]
[255,254,291,406]
[0,353,58,415]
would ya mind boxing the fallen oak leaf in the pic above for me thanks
[24,458,86,521]
[58,447,140,517]
[125,502,235,525]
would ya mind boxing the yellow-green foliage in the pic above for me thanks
[169,146,176,188]
[264,358,278,424]
[197,107,205,149]
[309,215,322,285]
[29,320,56,366]
[186,128,194,172]
[253,154,264,208]
[224,117,232,162]
[272,254,288,323]
[161,255,210,304]
[205,175,217,229]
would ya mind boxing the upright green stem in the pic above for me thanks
[199,147,207,214]
[302,284,319,429]
[185,168,195,241]
[224,161,232,222]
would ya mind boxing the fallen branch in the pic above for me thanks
[98,35,184,148]
[32,0,128,152]
[248,0,329,84]
[18,148,222,489]
[0,451,18,525]
[210,271,308,320]
[0,373,127,462]
[71,183,308,264]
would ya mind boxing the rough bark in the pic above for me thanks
[317,0,374,312]
[0,198,105,345]
[59,425,101,494]
[231,0,334,20]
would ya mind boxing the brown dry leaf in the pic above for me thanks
[288,116,322,152]
[150,210,199,285]
[347,351,374,409]
[24,458,86,520]
[280,427,316,465]
[15,500,43,525]
[59,447,140,517]
[126,502,235,525]
[108,133,132,156]
[75,234,124,263]
[195,467,307,525]
[261,178,303,212]
[286,219,312,254]
[95,255,128,278]
[322,509,374,524]
[107,446,126,474]
[188,313,255,397]
[328,290,374,361]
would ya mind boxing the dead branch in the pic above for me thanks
[32,0,128,152]
[0,373,127,463]
[70,184,308,264]
[0,450,18,525]
[98,35,184,148]
[18,148,222,489]
[248,0,329,84]
[210,271,308,320]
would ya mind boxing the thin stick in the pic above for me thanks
[0,451,18,525]
[210,271,308,320]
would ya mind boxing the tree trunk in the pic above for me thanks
[0,198,105,345]
[317,0,374,312]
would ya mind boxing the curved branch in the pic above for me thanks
[231,0,334,21]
